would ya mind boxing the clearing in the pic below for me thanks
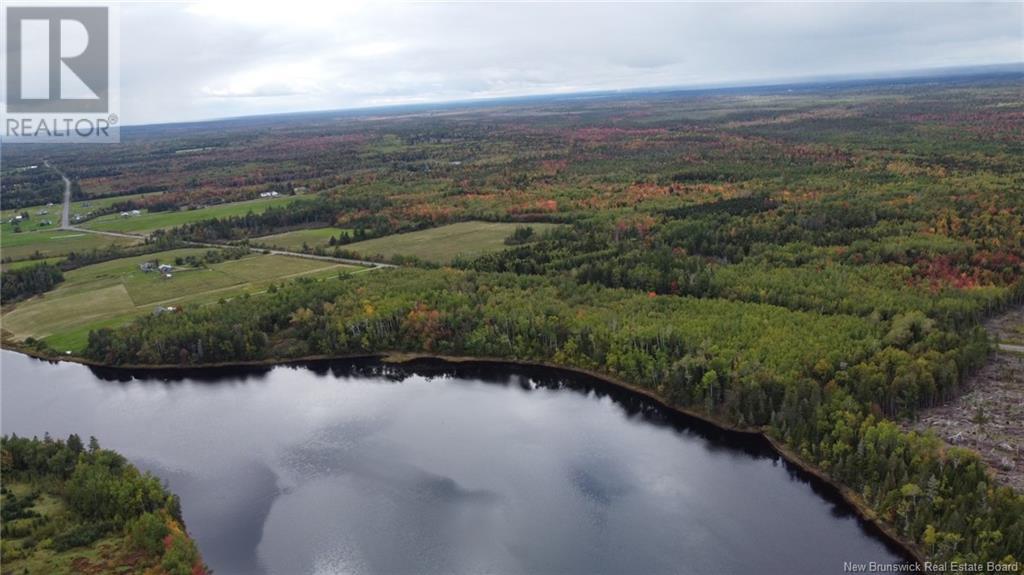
[342,221,560,264]
[252,227,357,251]
[904,306,1024,491]
[80,195,301,235]
[1,223,141,262]
[66,191,159,224]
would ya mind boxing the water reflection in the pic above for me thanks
[3,351,908,574]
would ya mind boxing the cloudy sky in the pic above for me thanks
[112,1,1022,125]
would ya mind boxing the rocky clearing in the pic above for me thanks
[905,306,1024,491]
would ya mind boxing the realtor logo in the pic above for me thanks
[6,7,108,112]
[3,5,119,142]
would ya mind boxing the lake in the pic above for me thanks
[0,350,908,574]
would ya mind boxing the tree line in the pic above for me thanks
[1,434,206,574]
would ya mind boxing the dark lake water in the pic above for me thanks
[1,350,908,574]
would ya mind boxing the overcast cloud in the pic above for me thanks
[111,1,1023,124]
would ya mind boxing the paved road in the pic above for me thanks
[51,163,392,269]
[49,161,72,229]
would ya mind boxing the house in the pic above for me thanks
[158,264,173,273]
[131,209,141,216]
[259,191,280,198]
[153,305,178,315]
[139,262,155,272]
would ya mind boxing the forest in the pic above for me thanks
[1,262,64,303]
[0,164,64,210]
[2,74,1023,566]
[0,434,206,575]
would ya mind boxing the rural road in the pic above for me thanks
[999,343,1024,354]
[51,164,393,269]
[258,247,395,268]
[49,161,72,229]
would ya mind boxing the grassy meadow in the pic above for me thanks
[342,221,559,264]
[251,227,357,251]
[67,191,159,223]
[1,225,141,262]
[80,195,301,234]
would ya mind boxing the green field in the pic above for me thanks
[68,191,159,223]
[1,204,58,222]
[252,227,357,251]
[343,221,560,264]
[80,195,302,234]
[2,248,356,352]
[2,257,65,271]
[1,225,141,262]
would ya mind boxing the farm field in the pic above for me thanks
[67,191,160,223]
[2,248,357,352]
[80,195,302,234]
[1,204,58,221]
[1,226,141,262]
[1,205,59,233]
[342,221,560,264]
[2,257,65,271]
[251,227,357,251]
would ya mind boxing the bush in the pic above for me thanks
[52,521,111,551]
[126,512,168,555]
[161,533,200,575]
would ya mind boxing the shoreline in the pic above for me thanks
[1,344,926,565]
